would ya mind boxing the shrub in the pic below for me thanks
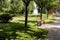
[0,14,12,23]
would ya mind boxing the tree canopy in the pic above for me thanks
[34,0,59,10]
[0,0,10,13]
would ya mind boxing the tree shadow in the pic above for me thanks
[0,22,26,40]
[0,22,48,40]
[18,20,37,26]
[25,28,49,40]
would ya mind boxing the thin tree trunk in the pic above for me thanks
[40,7,42,20]
[39,7,45,26]
[40,7,45,20]
[25,5,28,29]
[47,11,48,19]
[39,7,44,26]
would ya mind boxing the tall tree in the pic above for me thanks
[22,0,31,29]
[34,0,47,26]
[34,0,59,25]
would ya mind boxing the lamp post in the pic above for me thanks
[22,0,30,29]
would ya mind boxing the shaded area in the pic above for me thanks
[18,20,37,26]
[0,22,25,40]
[0,22,48,40]
[26,28,49,40]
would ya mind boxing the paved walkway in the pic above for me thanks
[40,17,60,40]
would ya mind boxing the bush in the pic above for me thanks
[0,14,12,23]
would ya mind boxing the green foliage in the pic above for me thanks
[34,0,59,11]
[28,1,34,14]
[34,0,47,7]
[46,0,59,10]
[10,0,25,14]
[0,14,12,23]
[34,0,59,8]
[0,0,10,13]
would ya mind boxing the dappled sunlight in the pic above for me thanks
[0,22,25,40]
[0,22,48,40]
[0,0,59,40]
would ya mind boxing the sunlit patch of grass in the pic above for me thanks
[44,19,55,23]
[48,14,54,19]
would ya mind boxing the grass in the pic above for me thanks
[0,14,50,40]
[0,23,48,40]
[44,19,55,24]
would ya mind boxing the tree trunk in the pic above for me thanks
[47,11,48,19]
[40,7,42,20]
[25,5,28,29]
[40,7,45,20]
[39,7,44,26]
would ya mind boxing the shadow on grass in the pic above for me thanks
[25,28,49,40]
[0,22,36,40]
[0,22,48,40]
[18,20,37,26]
[0,22,26,40]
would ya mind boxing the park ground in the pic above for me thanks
[1,14,60,40]
[0,14,49,40]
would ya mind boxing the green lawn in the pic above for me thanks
[0,15,49,40]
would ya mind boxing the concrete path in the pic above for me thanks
[40,17,60,40]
